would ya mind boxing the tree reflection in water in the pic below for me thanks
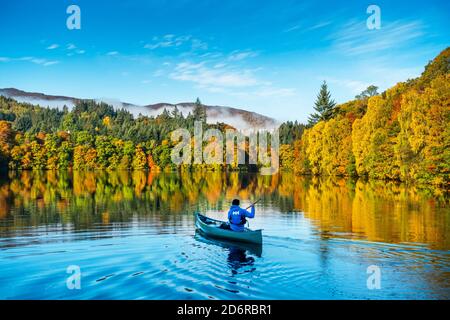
[0,170,448,250]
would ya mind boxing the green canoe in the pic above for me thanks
[195,213,263,245]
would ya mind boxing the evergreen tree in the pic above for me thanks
[193,97,207,123]
[14,114,32,131]
[308,81,336,126]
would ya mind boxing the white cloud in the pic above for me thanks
[213,63,227,69]
[307,21,332,31]
[145,34,192,50]
[41,60,59,66]
[191,38,208,51]
[144,34,208,52]
[27,57,60,66]
[64,43,85,54]
[228,50,258,61]
[107,51,119,55]
[322,77,370,94]
[46,44,59,50]
[330,19,425,56]
[200,52,223,59]
[170,62,259,88]
[145,41,175,50]
[167,59,293,99]
[284,24,302,33]
[1,56,59,66]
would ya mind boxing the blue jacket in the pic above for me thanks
[227,205,255,232]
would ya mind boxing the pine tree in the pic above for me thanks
[193,97,207,123]
[308,81,336,126]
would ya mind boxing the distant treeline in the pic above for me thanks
[0,97,279,171]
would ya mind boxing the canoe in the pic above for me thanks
[194,230,262,257]
[195,213,263,245]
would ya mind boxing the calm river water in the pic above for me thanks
[0,171,448,299]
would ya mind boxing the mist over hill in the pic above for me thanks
[0,88,278,130]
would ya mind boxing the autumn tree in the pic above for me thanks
[0,120,13,169]
[132,144,148,170]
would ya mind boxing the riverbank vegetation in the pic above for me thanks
[0,48,448,188]
[280,47,449,188]
[0,170,447,248]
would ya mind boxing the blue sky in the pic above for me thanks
[0,0,448,122]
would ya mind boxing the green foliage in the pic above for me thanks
[355,85,379,100]
[193,97,207,123]
[1,48,448,187]
[282,47,449,187]
[13,113,32,131]
[0,95,219,171]
[308,81,336,126]
[279,121,305,144]
[415,47,450,89]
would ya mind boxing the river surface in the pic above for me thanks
[0,171,448,299]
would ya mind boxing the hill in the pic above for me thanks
[281,47,449,187]
[0,88,277,130]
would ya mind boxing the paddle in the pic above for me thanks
[244,198,261,228]
[245,198,261,210]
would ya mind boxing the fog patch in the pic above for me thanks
[0,91,75,111]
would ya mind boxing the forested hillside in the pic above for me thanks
[281,47,449,187]
[0,48,448,188]
[0,98,238,171]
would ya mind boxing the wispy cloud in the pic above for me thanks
[330,19,425,56]
[228,50,258,61]
[321,76,370,94]
[167,59,295,99]
[106,51,119,56]
[65,43,85,56]
[200,52,223,59]
[46,44,59,50]
[170,61,259,88]
[307,21,332,31]
[0,56,59,66]
[144,34,192,50]
[284,20,332,34]
[191,38,208,51]
[21,57,60,66]
[284,24,302,33]
[144,34,208,52]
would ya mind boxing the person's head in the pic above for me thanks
[232,199,240,206]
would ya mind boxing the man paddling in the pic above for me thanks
[228,199,255,232]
